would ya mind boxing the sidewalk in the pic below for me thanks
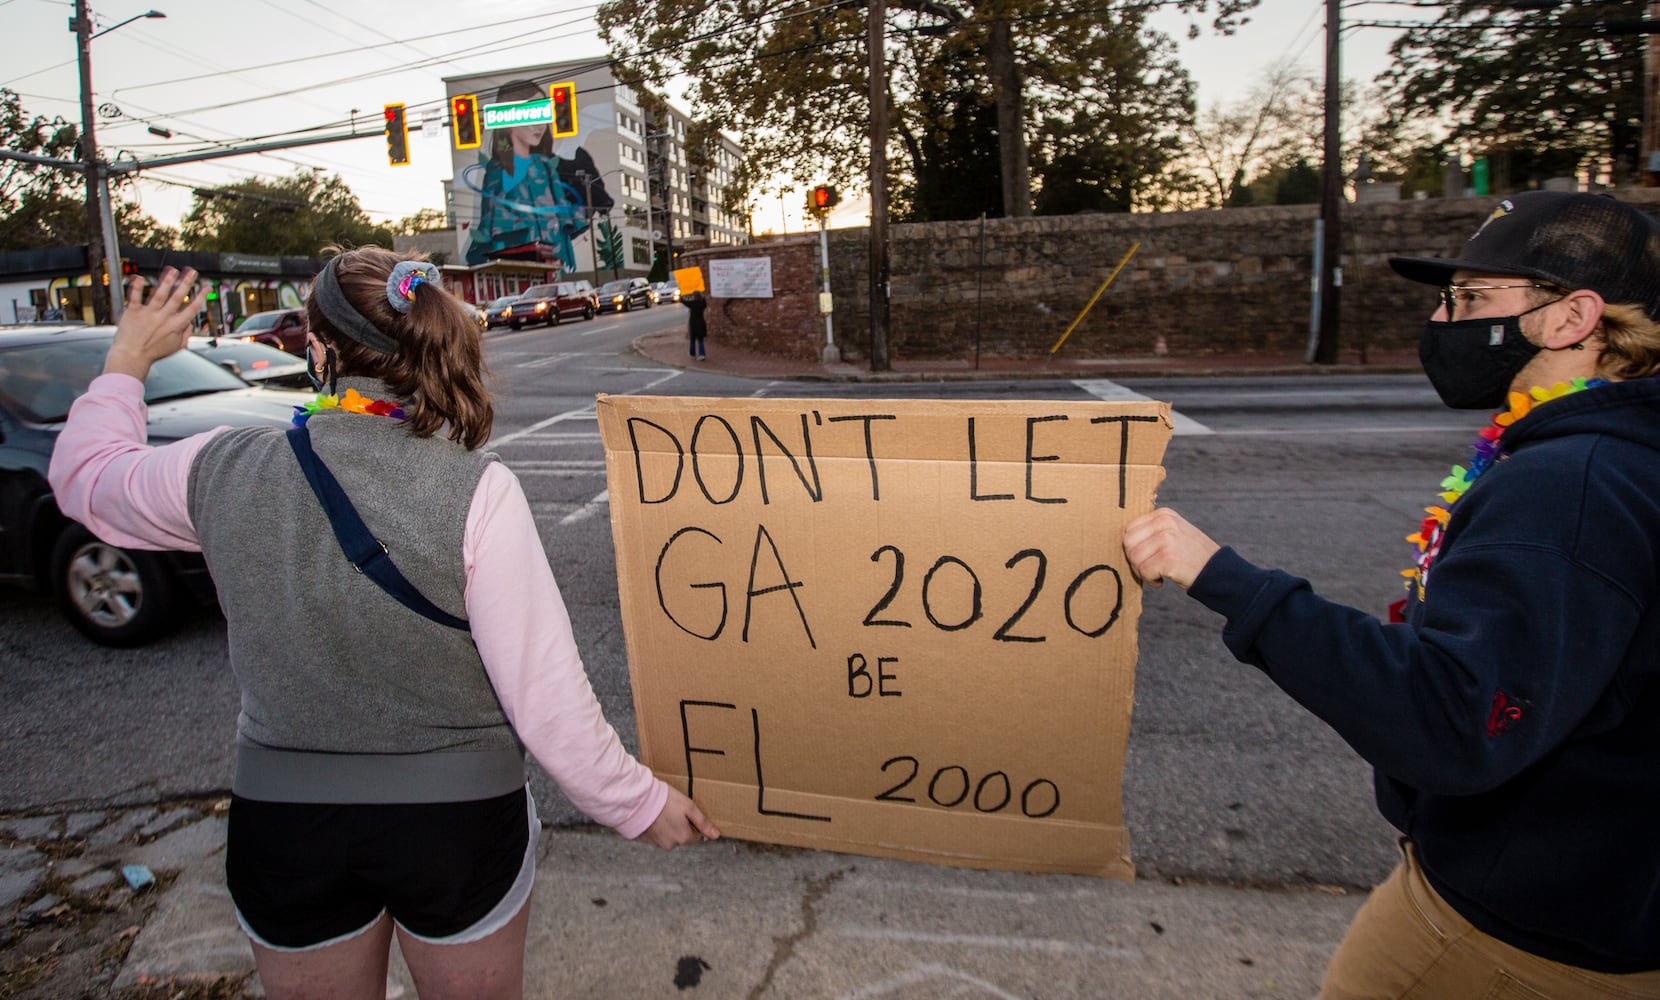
[2,804,1362,998]
[632,329,1423,382]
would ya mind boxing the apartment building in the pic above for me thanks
[442,60,749,284]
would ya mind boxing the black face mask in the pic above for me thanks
[1418,313,1543,410]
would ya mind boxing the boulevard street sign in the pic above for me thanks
[482,99,552,130]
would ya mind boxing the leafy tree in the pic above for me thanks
[1178,63,1320,208]
[597,0,1254,219]
[0,88,177,251]
[1,89,80,216]
[1027,8,1195,214]
[1272,158,1320,205]
[392,207,450,234]
[891,47,1003,221]
[1378,0,1643,185]
[181,170,391,256]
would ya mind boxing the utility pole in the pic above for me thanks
[1647,0,1660,183]
[867,0,891,371]
[1312,0,1343,364]
[73,0,116,324]
[577,170,602,284]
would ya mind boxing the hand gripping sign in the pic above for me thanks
[598,395,1172,879]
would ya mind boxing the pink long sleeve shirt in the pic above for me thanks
[48,373,667,839]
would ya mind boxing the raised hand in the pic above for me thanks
[103,266,201,381]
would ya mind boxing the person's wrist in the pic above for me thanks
[102,346,151,379]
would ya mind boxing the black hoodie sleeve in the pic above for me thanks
[1186,447,1642,794]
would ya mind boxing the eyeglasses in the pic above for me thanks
[1438,282,1558,319]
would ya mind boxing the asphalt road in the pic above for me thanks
[0,304,1477,894]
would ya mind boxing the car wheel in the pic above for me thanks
[549,309,560,327]
[50,525,181,647]
[511,320,522,330]
[584,304,595,321]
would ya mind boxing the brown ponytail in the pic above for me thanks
[306,246,494,449]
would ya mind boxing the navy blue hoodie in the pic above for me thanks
[1188,377,1660,973]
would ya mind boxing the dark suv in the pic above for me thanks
[506,281,597,327]
[234,308,308,355]
[0,326,312,646]
[597,277,655,313]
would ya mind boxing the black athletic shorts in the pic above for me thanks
[226,786,535,950]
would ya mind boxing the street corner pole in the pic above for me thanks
[1313,0,1343,364]
[73,0,115,324]
[867,0,891,371]
[819,215,840,364]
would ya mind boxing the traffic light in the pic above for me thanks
[808,184,839,218]
[384,103,410,166]
[451,94,480,149]
[549,82,577,138]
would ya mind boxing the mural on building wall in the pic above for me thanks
[457,77,614,270]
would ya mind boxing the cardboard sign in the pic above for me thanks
[597,395,1172,878]
[672,266,705,294]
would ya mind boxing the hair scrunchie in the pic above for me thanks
[387,260,441,314]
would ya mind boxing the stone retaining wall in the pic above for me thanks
[680,190,1660,364]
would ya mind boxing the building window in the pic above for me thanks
[633,237,651,265]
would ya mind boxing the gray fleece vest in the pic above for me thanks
[186,377,524,803]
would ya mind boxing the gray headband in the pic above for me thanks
[310,257,401,355]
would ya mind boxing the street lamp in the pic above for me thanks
[643,130,671,275]
[74,4,165,323]
[574,167,627,284]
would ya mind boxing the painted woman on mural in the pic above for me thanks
[462,78,613,268]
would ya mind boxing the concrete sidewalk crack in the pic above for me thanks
[747,868,846,999]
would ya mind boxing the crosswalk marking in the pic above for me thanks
[1072,379,1213,435]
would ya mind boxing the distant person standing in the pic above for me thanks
[682,289,708,361]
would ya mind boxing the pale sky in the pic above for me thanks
[4,0,1421,237]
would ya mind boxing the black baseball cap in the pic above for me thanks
[1389,191,1660,319]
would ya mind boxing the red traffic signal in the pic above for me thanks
[549,81,577,138]
[451,94,480,150]
[808,184,839,217]
[384,103,410,166]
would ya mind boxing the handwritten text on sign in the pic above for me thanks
[597,396,1171,878]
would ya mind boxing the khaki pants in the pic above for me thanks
[1321,843,1660,999]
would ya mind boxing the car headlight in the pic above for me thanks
[536,303,547,312]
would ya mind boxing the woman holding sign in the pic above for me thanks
[683,288,709,360]
[49,248,717,998]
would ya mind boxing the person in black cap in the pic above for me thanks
[1123,191,1660,997]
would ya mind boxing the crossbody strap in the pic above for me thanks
[285,425,471,632]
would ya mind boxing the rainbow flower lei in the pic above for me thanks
[291,388,407,426]
[1403,378,1606,601]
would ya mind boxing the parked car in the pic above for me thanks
[188,336,312,389]
[0,325,313,646]
[233,308,308,355]
[559,280,600,315]
[597,277,656,313]
[651,281,682,304]
[506,281,597,327]
[484,294,521,330]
